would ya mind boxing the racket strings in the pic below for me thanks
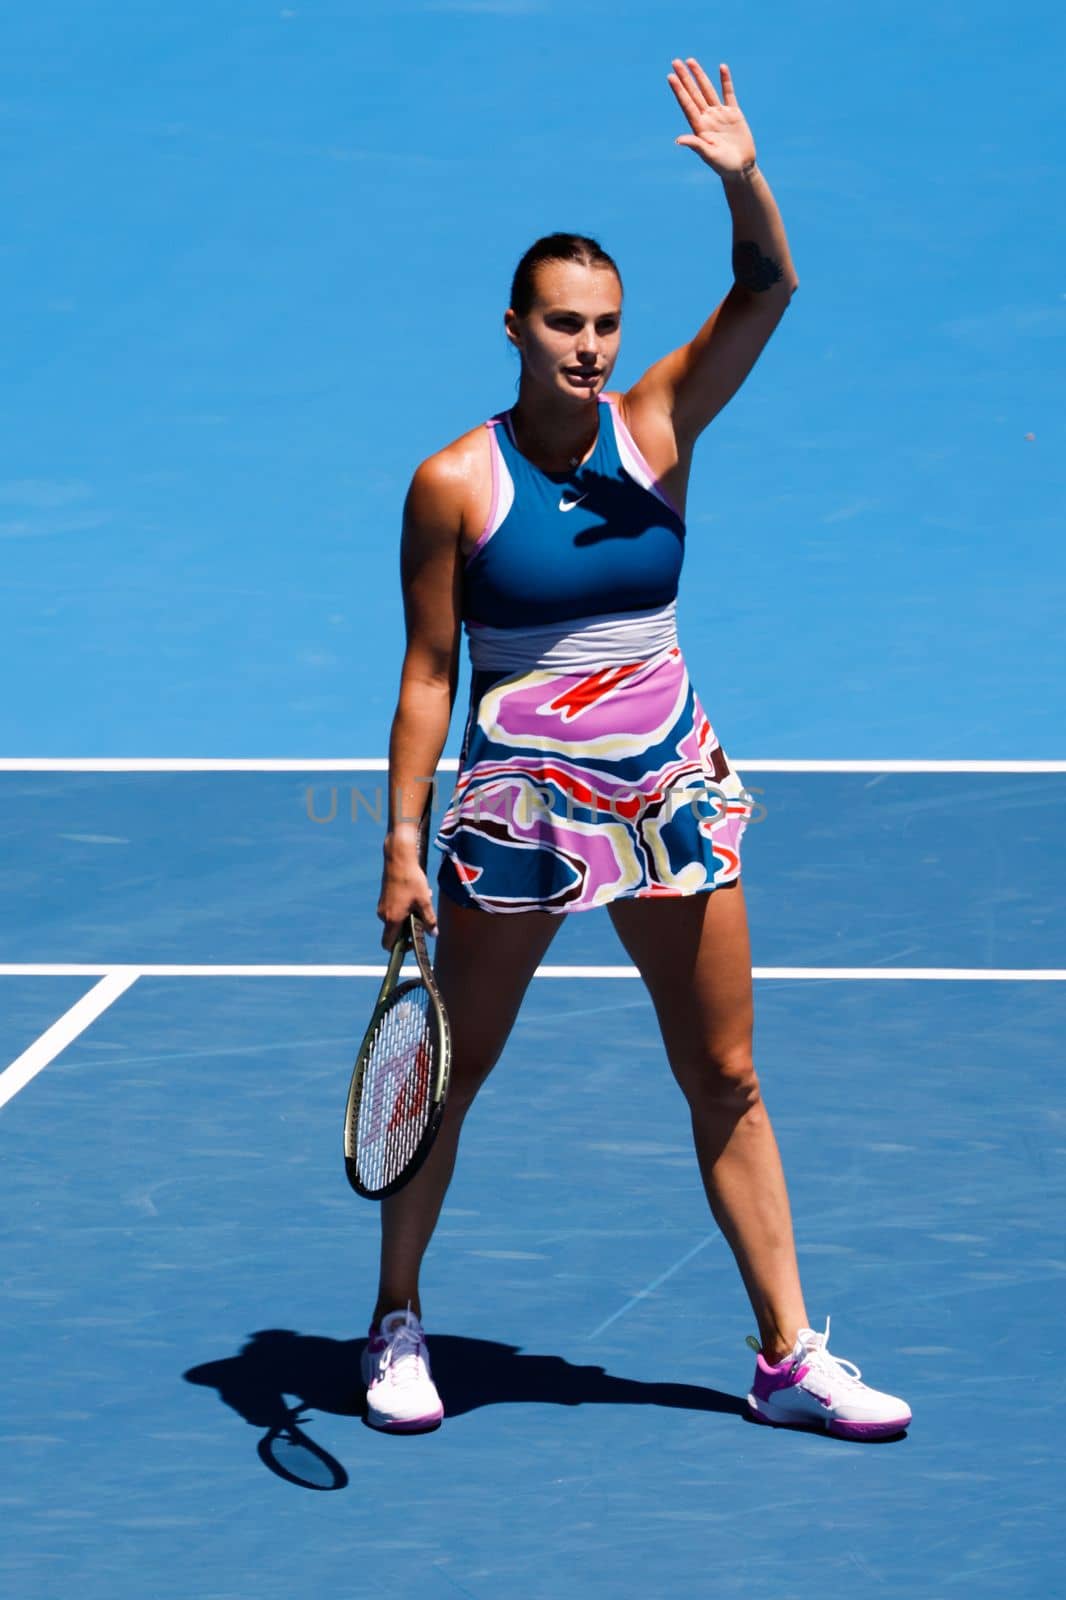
[354,989,436,1193]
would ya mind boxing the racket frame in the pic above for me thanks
[343,796,452,1199]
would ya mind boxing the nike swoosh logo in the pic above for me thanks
[559,494,587,512]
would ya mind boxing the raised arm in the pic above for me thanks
[625,58,799,454]
[378,454,465,946]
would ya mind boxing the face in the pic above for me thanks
[504,259,622,403]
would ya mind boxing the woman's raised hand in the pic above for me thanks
[667,58,757,178]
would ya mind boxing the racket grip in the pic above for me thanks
[416,788,434,873]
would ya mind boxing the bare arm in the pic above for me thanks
[626,59,799,453]
[378,454,465,946]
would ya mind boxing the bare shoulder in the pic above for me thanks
[399,425,492,682]
[405,422,494,560]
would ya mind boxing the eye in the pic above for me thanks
[549,315,619,332]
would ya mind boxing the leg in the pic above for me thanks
[372,890,561,1325]
[607,883,808,1361]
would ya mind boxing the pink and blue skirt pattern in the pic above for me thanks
[434,644,753,915]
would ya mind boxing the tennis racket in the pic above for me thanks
[343,794,452,1198]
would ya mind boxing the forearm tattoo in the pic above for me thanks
[732,240,784,292]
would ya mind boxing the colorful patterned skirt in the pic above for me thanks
[433,618,752,915]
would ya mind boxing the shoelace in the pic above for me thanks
[378,1316,427,1380]
[796,1317,866,1391]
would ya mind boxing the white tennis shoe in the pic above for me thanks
[361,1305,444,1432]
[747,1318,911,1440]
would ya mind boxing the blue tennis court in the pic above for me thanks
[2,766,1064,1597]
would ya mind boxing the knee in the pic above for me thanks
[442,1053,498,1118]
[678,1045,762,1119]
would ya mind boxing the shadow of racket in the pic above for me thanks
[257,1405,348,1491]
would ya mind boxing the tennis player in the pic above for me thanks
[365,58,912,1440]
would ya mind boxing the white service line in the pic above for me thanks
[0,971,140,1111]
[2,964,1060,1108]
[2,755,1062,774]
[0,964,1064,981]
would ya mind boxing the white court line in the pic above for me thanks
[586,1234,719,1340]
[2,965,1061,1108]
[0,964,1064,980]
[0,758,1064,773]
[0,972,140,1111]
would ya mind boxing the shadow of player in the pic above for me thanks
[562,464,684,549]
[184,1328,746,1486]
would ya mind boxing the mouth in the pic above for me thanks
[564,370,600,386]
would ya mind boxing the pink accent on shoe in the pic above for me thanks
[750,1353,810,1403]
[367,1408,444,1433]
[747,1405,910,1440]
[828,1414,911,1440]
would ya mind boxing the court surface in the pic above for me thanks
[2,765,1064,1600]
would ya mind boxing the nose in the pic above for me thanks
[575,328,600,365]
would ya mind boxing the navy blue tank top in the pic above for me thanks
[462,395,686,629]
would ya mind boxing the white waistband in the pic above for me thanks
[466,600,678,672]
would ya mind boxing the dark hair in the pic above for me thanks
[509,232,623,318]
